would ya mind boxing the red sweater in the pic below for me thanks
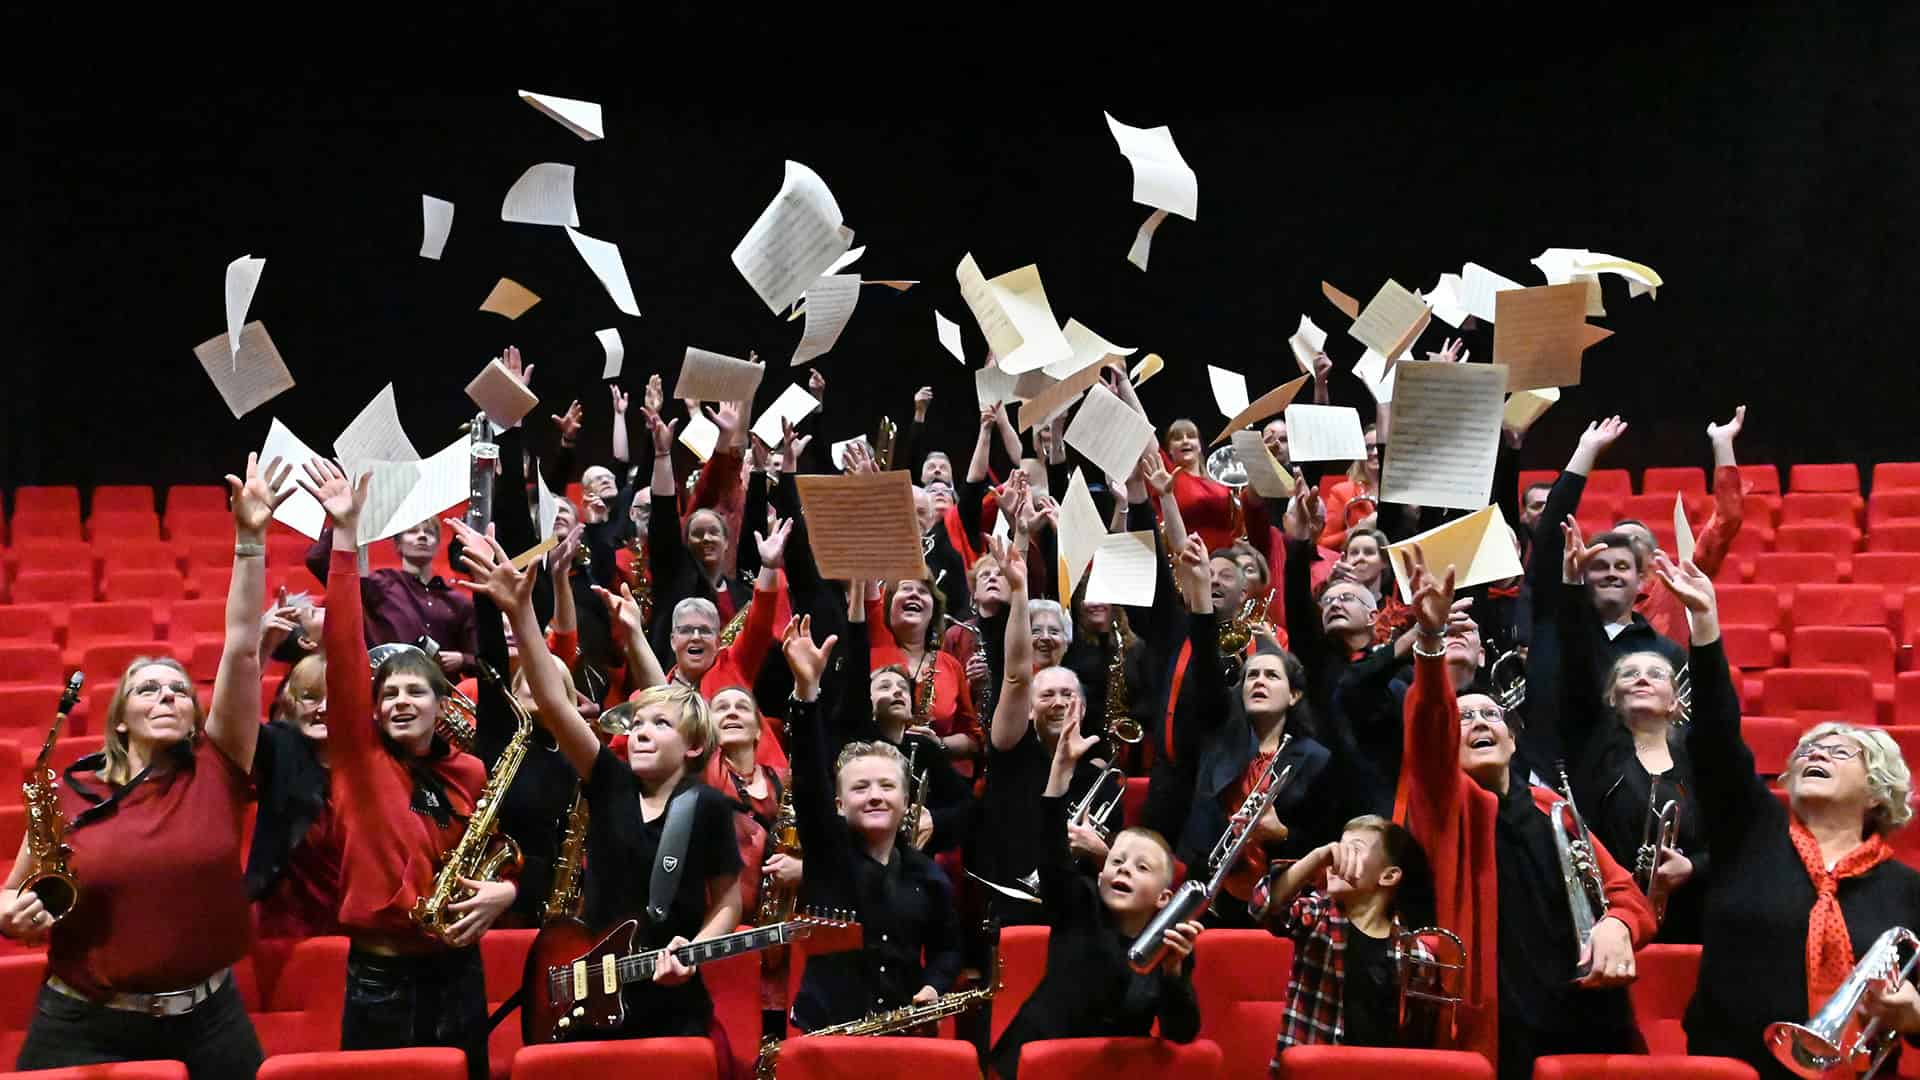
[865,595,979,740]
[326,547,490,944]
[663,583,789,771]
[1393,653,1656,1067]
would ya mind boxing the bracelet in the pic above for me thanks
[1410,632,1446,659]
[234,542,266,558]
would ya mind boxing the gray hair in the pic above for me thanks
[1030,600,1073,647]
[671,597,720,630]
[1792,722,1915,836]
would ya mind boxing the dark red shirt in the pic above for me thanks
[307,530,479,657]
[255,797,343,940]
[51,739,255,997]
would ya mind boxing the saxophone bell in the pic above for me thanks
[22,673,84,924]
[1104,613,1142,745]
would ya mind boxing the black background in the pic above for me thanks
[7,4,1915,498]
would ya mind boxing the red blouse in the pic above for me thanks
[255,797,344,941]
[865,596,979,741]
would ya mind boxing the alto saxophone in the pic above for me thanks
[898,742,930,847]
[542,784,589,923]
[756,782,801,926]
[754,947,1001,1078]
[1105,611,1141,745]
[22,674,84,923]
[413,661,531,943]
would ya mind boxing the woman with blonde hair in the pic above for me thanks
[1666,551,1920,1078]
[1,454,293,1076]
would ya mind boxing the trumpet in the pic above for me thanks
[1105,611,1141,745]
[1490,649,1526,711]
[1635,789,1682,924]
[1070,766,1126,843]
[368,640,478,752]
[22,673,84,924]
[1128,734,1295,973]
[1767,926,1920,1079]
[1550,765,1608,977]
[1392,924,1468,1047]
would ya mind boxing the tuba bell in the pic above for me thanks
[1767,926,1920,1079]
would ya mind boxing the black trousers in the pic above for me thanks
[16,978,263,1078]
[340,946,488,1080]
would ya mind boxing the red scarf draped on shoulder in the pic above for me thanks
[1789,816,1894,1017]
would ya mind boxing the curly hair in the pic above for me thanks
[1792,723,1915,837]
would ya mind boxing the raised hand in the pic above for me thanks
[779,419,811,473]
[1561,518,1610,583]
[1176,533,1211,608]
[1404,544,1458,636]
[913,385,933,421]
[298,458,369,529]
[643,373,664,415]
[609,384,629,416]
[1312,351,1334,382]
[708,400,744,449]
[781,615,839,697]
[1282,472,1324,542]
[593,582,648,643]
[552,400,584,445]
[1138,449,1174,497]
[446,518,536,613]
[1577,415,1629,456]
[1426,336,1470,364]
[756,516,793,569]
[551,524,585,575]
[646,406,680,456]
[808,368,826,401]
[502,345,533,388]
[228,452,294,536]
[1651,550,1717,615]
[1707,404,1746,445]
[988,534,1027,593]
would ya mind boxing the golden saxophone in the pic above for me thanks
[754,947,1000,1079]
[756,781,801,927]
[22,673,84,923]
[1105,610,1141,745]
[898,742,930,848]
[413,661,531,943]
[542,785,589,923]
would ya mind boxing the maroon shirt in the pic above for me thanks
[51,739,255,997]
[306,529,478,657]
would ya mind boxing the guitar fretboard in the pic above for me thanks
[619,923,792,984]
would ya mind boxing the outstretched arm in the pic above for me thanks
[206,453,295,773]
[991,533,1034,752]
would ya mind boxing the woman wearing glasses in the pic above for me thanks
[1666,552,1920,1078]
[0,455,294,1077]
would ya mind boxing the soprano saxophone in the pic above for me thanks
[413,661,531,943]
[756,782,801,926]
[542,784,589,923]
[22,673,84,923]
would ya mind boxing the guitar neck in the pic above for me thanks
[618,922,794,986]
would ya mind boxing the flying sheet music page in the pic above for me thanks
[1502,386,1559,433]
[730,161,850,315]
[355,460,426,545]
[565,228,641,317]
[1282,404,1368,462]
[1380,361,1509,510]
[334,383,421,466]
[1104,112,1198,220]
[1017,355,1118,433]
[679,413,720,462]
[1084,531,1159,607]
[1288,315,1327,374]
[224,255,264,365]
[420,196,454,259]
[935,311,966,363]
[673,347,766,403]
[1065,382,1155,484]
[1212,374,1309,448]
[750,383,821,447]
[1057,470,1107,597]
[479,278,541,319]
[1460,261,1523,323]
[465,358,540,429]
[1207,365,1250,419]
[500,163,580,227]
[1047,319,1135,380]
[791,274,861,365]
[260,419,326,538]
[795,472,928,581]
[1385,507,1524,602]
[954,254,1074,374]
[194,321,293,419]
[1348,279,1432,360]
[517,90,604,140]
[1231,430,1295,498]
[1492,283,1590,390]
[976,363,1019,409]
[372,437,469,542]
[1126,209,1169,270]
[597,328,625,379]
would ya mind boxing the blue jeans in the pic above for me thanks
[340,947,488,1080]
[15,978,263,1077]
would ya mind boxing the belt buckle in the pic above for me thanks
[146,987,192,1018]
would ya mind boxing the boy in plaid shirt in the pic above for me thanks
[1250,814,1436,1071]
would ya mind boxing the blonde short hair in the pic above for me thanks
[833,739,909,786]
[1793,722,1915,836]
[630,684,716,770]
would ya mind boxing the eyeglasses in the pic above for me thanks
[1791,742,1863,763]
[131,680,193,700]
[1459,707,1507,725]
[673,625,717,638]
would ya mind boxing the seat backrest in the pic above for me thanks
[1018,1036,1225,1080]
[90,486,156,515]
[991,925,1053,1043]
[479,927,536,1002]
[100,570,184,603]
[1535,1054,1759,1078]
[0,645,62,686]
[86,512,162,543]
[0,607,58,644]
[0,688,59,733]
[1587,469,1633,497]
[11,541,90,576]
[0,1063,192,1079]
[772,1036,972,1080]
[9,572,93,606]
[1193,929,1294,1044]
[11,486,81,516]
[1792,585,1889,629]
[1790,463,1862,494]
[1750,553,1839,587]
[1762,669,1877,725]
[1773,523,1860,557]
[1737,464,1782,494]
[1882,724,1920,771]
[1277,1045,1494,1079]
[257,1048,469,1080]
[1780,492,1863,526]
[1850,552,1920,588]
[1790,626,1895,682]
[1720,625,1777,671]
[1715,584,1781,628]
[264,936,351,1013]
[1742,716,1811,777]
[8,514,83,544]
[1869,521,1920,554]
[67,602,158,643]
[163,485,230,516]
[1868,490,1920,526]
[1641,467,1707,497]
[92,541,178,574]
[1871,462,1920,492]
[0,952,48,1031]
[165,599,227,641]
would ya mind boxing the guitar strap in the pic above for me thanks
[648,786,701,925]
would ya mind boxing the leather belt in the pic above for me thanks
[46,967,229,1018]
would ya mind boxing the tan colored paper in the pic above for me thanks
[1211,374,1310,448]
[1502,387,1560,433]
[1066,383,1156,484]
[954,254,1074,374]
[674,347,765,403]
[464,358,540,428]
[1130,353,1164,387]
[1492,283,1591,391]
[1231,430,1295,498]
[1126,209,1169,271]
[795,472,929,582]
[479,278,541,319]
[1379,362,1509,511]
[1084,531,1160,607]
[1018,355,1119,433]
[1321,281,1360,319]
[679,413,720,462]
[510,536,560,572]
[194,321,294,419]
[1348,279,1432,361]
[1385,506,1525,603]
[863,279,918,290]
[1674,494,1696,565]
[1057,470,1106,598]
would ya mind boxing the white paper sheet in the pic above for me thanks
[465,358,540,429]
[1353,348,1397,405]
[975,364,1019,409]
[1231,430,1295,498]
[500,163,580,227]
[1460,262,1523,323]
[935,311,965,363]
[825,245,866,276]
[1282,404,1368,462]
[565,227,641,317]
[1104,112,1198,220]
[954,254,1075,374]
[1065,383,1156,485]
[354,460,425,545]
[419,196,454,260]
[536,468,561,540]
[1421,273,1469,328]
[1048,319,1137,380]
[1675,493,1696,564]
[1385,507,1525,602]
[517,90,604,140]
[334,383,421,467]
[1126,209,1169,271]
[1288,315,1327,374]
[1379,361,1508,511]
[597,328,625,379]
[674,347,765,403]
[260,419,327,538]
[224,255,265,365]
[791,273,861,365]
[1057,470,1106,598]
[750,384,821,447]
[680,413,720,462]
[730,161,850,315]
[1084,530,1159,606]
[194,322,294,419]
[370,437,468,541]
[829,436,872,471]
[1208,365,1250,419]
[1348,279,1431,360]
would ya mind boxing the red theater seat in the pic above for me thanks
[0,607,58,645]
[1793,585,1890,629]
[1872,463,1920,492]
[1214,999,1288,1079]
[164,484,229,513]
[1869,490,1920,527]
[1773,523,1860,564]
[1018,1036,1223,1079]
[86,512,162,544]
[1898,676,1920,727]
[257,1048,470,1079]
[1278,1045,1492,1079]
[1790,462,1861,494]
[1716,584,1782,629]
[89,486,155,515]
[249,936,351,1055]
[1587,469,1633,498]
[94,541,180,577]
[10,572,93,607]
[1193,930,1293,1050]
[1781,492,1863,528]
[0,645,62,687]
[1871,522,1920,554]
[1762,669,1878,726]
[1750,553,1839,591]
[1790,627,1896,708]
[1629,943,1702,1055]
[0,952,47,1030]
[768,1036,973,1080]
[8,514,83,545]
[1536,1055,1757,1078]
[1743,716,1811,778]
[12,487,81,517]
[0,1064,190,1080]
[1642,467,1707,499]
[991,925,1052,1043]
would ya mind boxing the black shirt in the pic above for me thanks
[1340,927,1397,1049]
[977,728,1126,925]
[581,752,742,1035]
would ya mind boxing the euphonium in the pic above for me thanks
[756,782,801,926]
[1549,765,1608,977]
[413,661,531,943]
[1635,786,1683,925]
[1766,926,1920,1080]
[754,941,1001,1078]
[22,673,84,924]
[1490,649,1527,711]
[1392,924,1468,1047]
[542,785,589,923]
[1105,611,1141,745]
[369,641,478,752]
